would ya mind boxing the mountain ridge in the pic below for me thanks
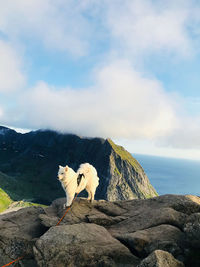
[0,126,157,207]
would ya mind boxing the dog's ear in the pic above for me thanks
[65,166,68,172]
[59,165,63,169]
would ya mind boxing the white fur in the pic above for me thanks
[58,163,99,208]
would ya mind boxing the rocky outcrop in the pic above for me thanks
[0,126,157,205]
[0,194,200,266]
[106,139,157,201]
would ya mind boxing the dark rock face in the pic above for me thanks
[0,206,47,267]
[114,224,185,259]
[107,149,157,201]
[183,212,200,266]
[0,194,200,266]
[0,126,157,204]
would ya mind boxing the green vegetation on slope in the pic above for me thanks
[0,188,47,213]
[107,139,142,172]
[7,201,47,209]
[0,171,22,200]
[0,171,47,203]
[0,188,13,212]
[0,172,47,213]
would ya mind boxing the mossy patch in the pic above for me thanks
[148,184,159,197]
[0,188,13,213]
[114,167,121,176]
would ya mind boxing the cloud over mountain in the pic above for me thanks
[5,61,177,140]
[0,0,200,155]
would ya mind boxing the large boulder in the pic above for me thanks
[34,223,139,267]
[0,206,47,266]
[114,224,184,259]
[184,213,200,247]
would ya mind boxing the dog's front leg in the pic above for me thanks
[87,191,91,201]
[63,193,75,209]
[63,194,70,209]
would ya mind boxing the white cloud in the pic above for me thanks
[115,138,200,160]
[159,115,200,149]
[0,0,93,56]
[0,0,200,156]
[104,0,198,58]
[155,96,200,150]
[6,61,177,139]
[0,106,3,118]
[1,0,199,59]
[0,40,25,92]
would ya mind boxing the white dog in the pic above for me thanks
[58,163,99,208]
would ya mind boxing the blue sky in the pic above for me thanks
[1,0,200,160]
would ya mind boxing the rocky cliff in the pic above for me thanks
[0,194,200,266]
[0,126,157,206]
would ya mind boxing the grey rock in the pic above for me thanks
[114,224,184,259]
[0,194,200,267]
[137,250,184,267]
[183,212,200,266]
[158,194,200,215]
[184,213,200,247]
[108,202,187,236]
[40,198,128,228]
[0,206,46,266]
[34,223,139,267]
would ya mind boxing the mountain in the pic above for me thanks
[0,126,157,205]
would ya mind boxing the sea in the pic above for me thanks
[134,154,200,196]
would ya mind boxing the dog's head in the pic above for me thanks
[58,165,68,181]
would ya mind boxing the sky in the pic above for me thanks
[1,0,200,160]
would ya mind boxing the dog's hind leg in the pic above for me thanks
[90,191,95,203]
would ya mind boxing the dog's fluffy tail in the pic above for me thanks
[77,163,99,182]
